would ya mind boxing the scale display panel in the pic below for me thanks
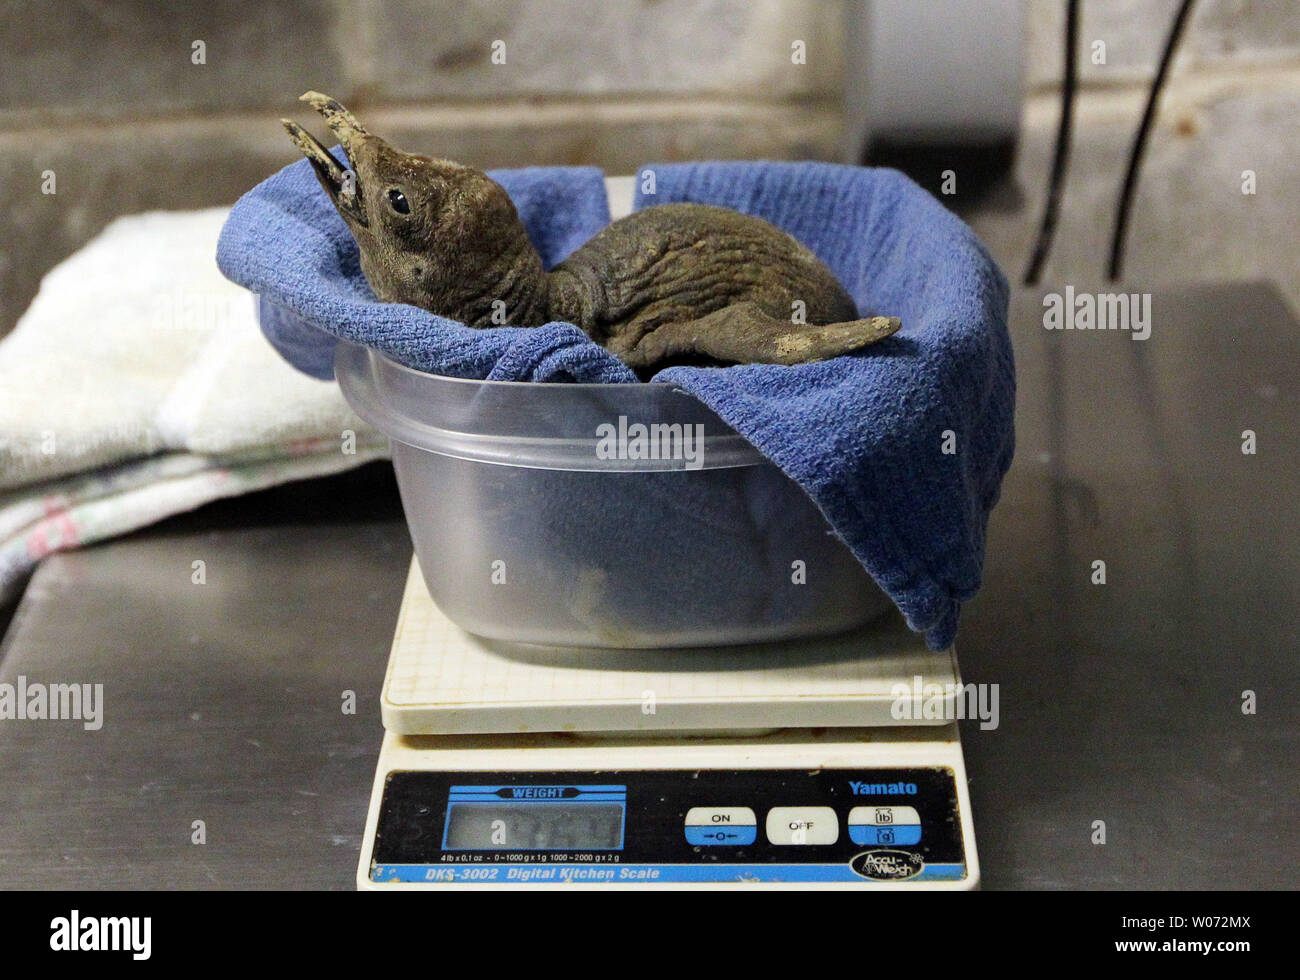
[441,784,627,850]
[367,767,967,885]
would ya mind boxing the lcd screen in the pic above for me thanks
[442,802,625,850]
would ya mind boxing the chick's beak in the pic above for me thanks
[299,90,370,154]
[281,90,370,226]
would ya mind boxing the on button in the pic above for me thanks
[765,807,838,846]
[684,806,757,846]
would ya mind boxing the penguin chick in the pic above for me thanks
[283,92,901,374]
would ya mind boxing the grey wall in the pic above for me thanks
[979,0,1300,305]
[1,0,846,336]
[2,0,1298,338]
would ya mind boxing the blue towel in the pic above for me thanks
[217,158,1014,649]
[220,157,631,383]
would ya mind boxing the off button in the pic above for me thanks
[766,807,839,846]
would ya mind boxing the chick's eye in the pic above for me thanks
[387,189,410,214]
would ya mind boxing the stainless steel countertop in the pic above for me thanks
[1,281,1296,889]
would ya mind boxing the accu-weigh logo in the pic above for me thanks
[850,849,923,881]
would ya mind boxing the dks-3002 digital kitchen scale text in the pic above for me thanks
[359,561,979,889]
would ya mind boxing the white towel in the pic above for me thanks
[0,209,388,601]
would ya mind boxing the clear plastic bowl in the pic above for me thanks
[335,341,891,648]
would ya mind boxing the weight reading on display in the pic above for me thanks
[442,785,626,850]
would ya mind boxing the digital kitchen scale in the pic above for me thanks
[358,560,980,888]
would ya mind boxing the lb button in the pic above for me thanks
[684,807,757,846]
[847,805,922,846]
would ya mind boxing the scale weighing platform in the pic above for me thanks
[359,561,979,889]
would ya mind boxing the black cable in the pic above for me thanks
[1107,0,1197,281]
[1023,0,1080,286]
